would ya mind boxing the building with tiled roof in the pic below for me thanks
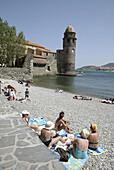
[23,25,76,76]
[24,41,57,76]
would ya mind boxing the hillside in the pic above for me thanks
[78,63,114,71]
[101,63,114,67]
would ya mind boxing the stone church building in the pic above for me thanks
[24,41,57,76]
[24,25,77,76]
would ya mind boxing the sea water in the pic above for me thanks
[33,70,114,99]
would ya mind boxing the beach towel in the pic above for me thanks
[51,148,89,170]
[56,130,81,139]
[19,98,31,103]
[57,129,68,137]
[62,154,89,170]
[73,133,81,139]
[27,117,47,126]
[26,99,31,102]
[87,145,108,155]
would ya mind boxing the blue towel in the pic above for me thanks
[87,145,108,155]
[57,129,68,137]
[56,130,81,139]
[27,117,47,126]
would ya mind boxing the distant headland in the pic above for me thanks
[77,63,114,72]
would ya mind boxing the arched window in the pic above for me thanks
[47,66,50,71]
[67,39,70,43]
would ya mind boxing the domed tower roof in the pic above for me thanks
[65,25,75,33]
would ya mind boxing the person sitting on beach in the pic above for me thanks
[25,88,29,99]
[87,124,99,150]
[7,85,16,94]
[55,111,73,133]
[70,129,90,159]
[39,121,68,148]
[73,95,92,100]
[55,88,63,93]
[4,86,9,96]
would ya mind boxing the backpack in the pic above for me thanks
[56,148,69,162]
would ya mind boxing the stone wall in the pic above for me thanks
[56,50,64,73]
[23,54,33,78]
[56,25,77,75]
[33,59,57,76]
[0,68,32,81]
[0,53,57,80]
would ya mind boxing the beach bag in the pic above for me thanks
[56,148,69,162]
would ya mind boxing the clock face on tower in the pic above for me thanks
[72,49,75,53]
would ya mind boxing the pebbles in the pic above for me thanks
[0,78,114,169]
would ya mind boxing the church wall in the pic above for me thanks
[33,59,57,76]
[56,50,65,73]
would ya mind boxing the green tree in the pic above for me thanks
[0,17,26,67]
[0,18,6,65]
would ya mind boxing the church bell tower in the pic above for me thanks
[57,25,77,75]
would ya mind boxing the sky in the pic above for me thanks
[0,0,114,68]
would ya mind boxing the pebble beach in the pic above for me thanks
[0,78,114,170]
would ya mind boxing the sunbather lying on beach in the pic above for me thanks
[55,88,63,93]
[39,121,69,148]
[18,79,31,87]
[73,95,92,100]
[87,124,99,150]
[21,110,42,130]
[99,98,114,104]
[55,111,73,133]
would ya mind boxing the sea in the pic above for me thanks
[33,70,114,99]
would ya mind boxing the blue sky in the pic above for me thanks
[0,0,114,68]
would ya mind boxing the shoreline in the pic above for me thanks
[33,73,114,99]
[0,78,114,169]
[33,83,102,99]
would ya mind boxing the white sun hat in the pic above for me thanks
[20,110,30,118]
[44,121,55,130]
[81,129,90,139]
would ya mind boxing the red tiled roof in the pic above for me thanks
[34,55,47,59]
[33,58,47,64]
[25,41,45,49]
[37,47,56,54]
[25,41,55,54]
